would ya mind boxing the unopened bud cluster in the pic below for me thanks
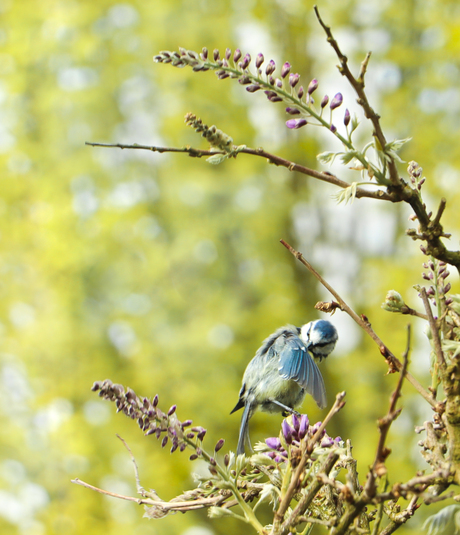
[421,259,452,306]
[381,290,407,313]
[155,46,348,135]
[408,161,426,190]
[92,380,207,457]
[184,112,233,152]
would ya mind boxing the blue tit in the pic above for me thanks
[231,319,338,455]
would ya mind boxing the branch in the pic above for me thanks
[314,5,399,188]
[280,239,436,407]
[420,287,447,373]
[85,141,393,202]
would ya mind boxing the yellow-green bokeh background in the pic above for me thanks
[1,0,460,534]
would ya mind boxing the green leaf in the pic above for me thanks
[334,182,358,204]
[317,151,343,165]
[206,153,229,165]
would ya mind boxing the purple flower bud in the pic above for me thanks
[289,73,300,87]
[189,454,198,461]
[292,414,300,431]
[238,76,251,85]
[441,270,450,279]
[446,297,453,305]
[256,53,264,68]
[265,60,276,76]
[422,272,430,281]
[286,118,308,129]
[299,415,309,439]
[246,84,261,93]
[186,432,195,439]
[334,436,342,445]
[265,437,281,450]
[180,442,187,452]
[297,86,304,99]
[308,79,318,95]
[282,420,293,444]
[330,92,343,110]
[426,286,435,296]
[196,447,202,456]
[420,245,427,254]
[240,53,251,70]
[286,107,301,115]
[233,49,242,62]
[170,441,178,453]
[225,48,231,60]
[444,282,452,294]
[168,405,176,416]
[281,62,291,78]
[330,124,337,133]
[344,108,350,126]
[214,439,225,452]
[213,49,220,61]
[200,47,208,61]
[197,429,207,441]
[181,419,193,428]
[209,457,216,465]
[275,78,283,88]
[224,454,230,466]
[161,436,168,448]
[321,436,334,448]
[321,95,329,108]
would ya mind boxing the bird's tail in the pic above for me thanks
[236,402,253,456]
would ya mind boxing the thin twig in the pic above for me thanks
[85,141,392,202]
[280,239,436,407]
[116,434,144,495]
[420,287,446,372]
[366,327,410,497]
[71,478,229,511]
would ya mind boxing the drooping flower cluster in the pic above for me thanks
[421,259,452,306]
[154,47,349,136]
[92,380,220,459]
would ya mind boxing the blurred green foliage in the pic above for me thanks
[0,0,459,534]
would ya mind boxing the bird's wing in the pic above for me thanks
[278,334,327,409]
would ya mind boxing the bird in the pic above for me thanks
[231,319,338,455]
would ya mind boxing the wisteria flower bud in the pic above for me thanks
[286,118,308,129]
[189,454,198,461]
[266,437,281,450]
[292,414,300,431]
[444,282,452,294]
[246,84,261,93]
[233,49,242,62]
[297,85,304,99]
[308,78,318,95]
[168,404,176,416]
[180,442,187,452]
[255,53,264,68]
[213,49,220,61]
[225,48,231,60]
[238,75,251,85]
[153,394,159,407]
[299,415,309,439]
[181,419,193,428]
[214,439,225,452]
[224,453,230,466]
[265,59,276,76]
[282,420,293,444]
[330,124,337,133]
[321,436,334,448]
[200,47,208,61]
[344,108,351,126]
[161,436,168,448]
[187,432,195,439]
[281,62,291,78]
[170,442,178,453]
[289,73,300,87]
[240,53,251,69]
[197,429,207,441]
[321,94,329,108]
[286,107,301,115]
[330,92,343,110]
